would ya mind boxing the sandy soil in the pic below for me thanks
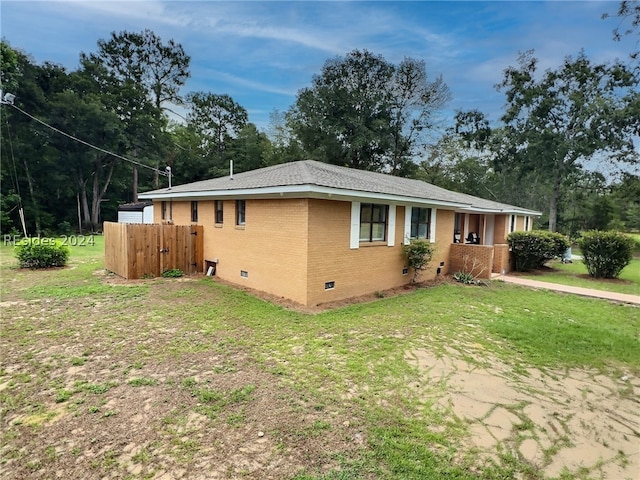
[406,347,639,480]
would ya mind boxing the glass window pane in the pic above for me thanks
[411,207,419,223]
[360,223,370,241]
[372,205,385,222]
[418,224,428,239]
[361,205,372,222]
[372,224,385,241]
[418,208,427,223]
[410,224,418,238]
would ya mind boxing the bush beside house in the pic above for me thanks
[508,230,569,272]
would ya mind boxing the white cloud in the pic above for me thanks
[62,0,192,27]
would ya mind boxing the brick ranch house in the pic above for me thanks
[139,160,540,306]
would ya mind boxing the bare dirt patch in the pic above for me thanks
[0,278,365,480]
[406,348,639,480]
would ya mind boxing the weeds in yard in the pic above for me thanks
[128,377,159,387]
[1,238,638,480]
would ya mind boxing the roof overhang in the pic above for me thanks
[139,184,475,209]
[139,183,542,216]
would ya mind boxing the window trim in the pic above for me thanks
[236,200,246,226]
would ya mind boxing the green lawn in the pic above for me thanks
[1,238,639,480]
[519,257,639,296]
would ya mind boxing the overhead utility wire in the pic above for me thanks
[5,102,170,177]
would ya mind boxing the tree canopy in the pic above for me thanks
[287,49,449,174]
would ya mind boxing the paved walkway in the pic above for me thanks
[492,274,640,305]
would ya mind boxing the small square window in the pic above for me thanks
[324,281,335,290]
[240,270,248,278]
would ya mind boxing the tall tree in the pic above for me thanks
[496,51,639,232]
[81,29,190,192]
[288,49,449,173]
[289,50,394,171]
[82,29,190,111]
[388,58,450,175]
[186,92,248,176]
[47,71,126,230]
[225,123,271,173]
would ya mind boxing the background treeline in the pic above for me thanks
[1,3,638,236]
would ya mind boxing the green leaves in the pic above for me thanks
[507,230,569,272]
[288,49,449,174]
[14,238,69,269]
[578,230,634,278]
[496,50,639,231]
[402,240,435,283]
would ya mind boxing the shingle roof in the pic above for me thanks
[139,160,540,215]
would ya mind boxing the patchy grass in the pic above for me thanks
[1,240,638,479]
[519,258,639,296]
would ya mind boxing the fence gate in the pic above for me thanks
[104,222,203,279]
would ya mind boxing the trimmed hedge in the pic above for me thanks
[577,230,633,279]
[507,230,569,272]
[15,238,69,269]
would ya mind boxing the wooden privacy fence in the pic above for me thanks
[104,222,203,279]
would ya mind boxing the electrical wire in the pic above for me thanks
[4,102,170,177]
[2,116,23,204]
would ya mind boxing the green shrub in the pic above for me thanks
[402,240,435,283]
[577,230,633,279]
[507,230,569,272]
[14,238,69,269]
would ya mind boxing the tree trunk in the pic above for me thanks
[133,167,138,203]
[79,182,90,227]
[90,157,117,229]
[548,175,562,232]
[22,156,41,236]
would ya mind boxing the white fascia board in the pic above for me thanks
[458,206,542,216]
[139,184,472,209]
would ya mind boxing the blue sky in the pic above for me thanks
[1,1,635,133]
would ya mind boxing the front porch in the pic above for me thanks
[448,243,512,279]
[446,211,519,279]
